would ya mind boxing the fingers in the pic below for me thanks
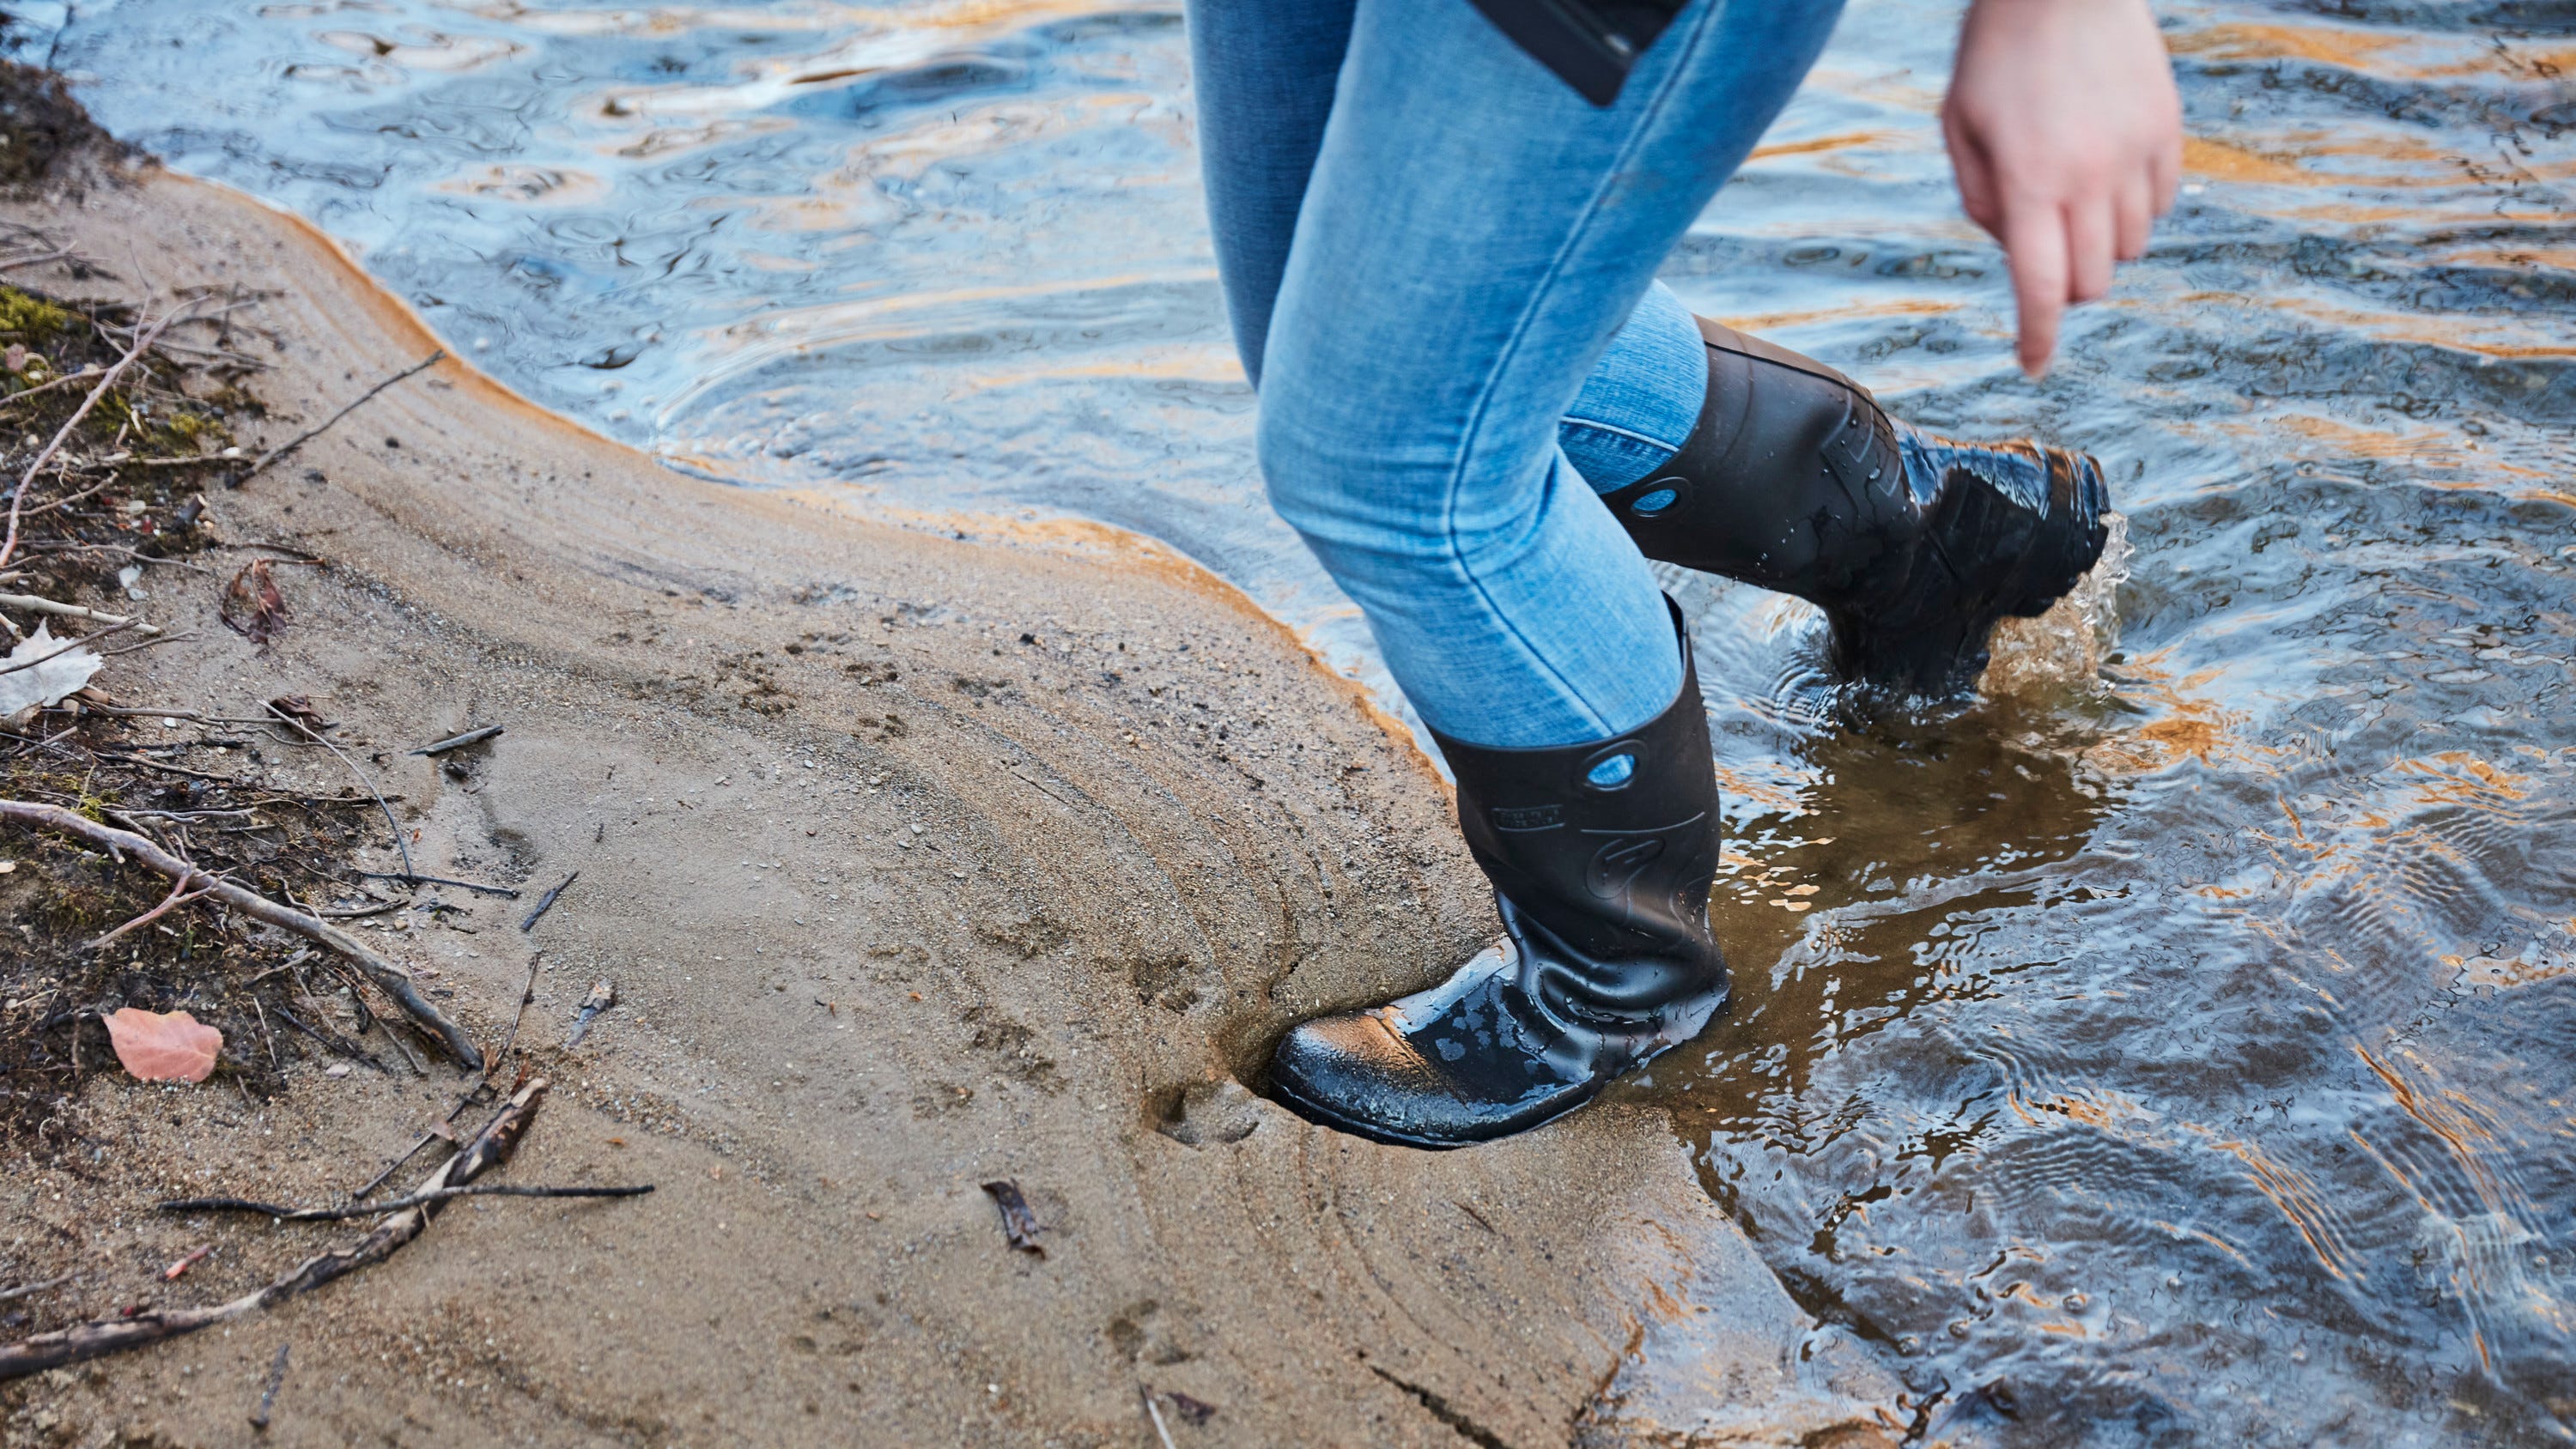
[2003,200,2069,377]
[2067,197,2116,302]
[1944,105,2004,239]
[2114,173,2154,261]
[2149,129,2184,217]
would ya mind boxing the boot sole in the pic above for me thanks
[1266,1070,1602,1151]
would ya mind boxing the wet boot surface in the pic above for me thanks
[1603,318,2109,699]
[1267,603,1730,1149]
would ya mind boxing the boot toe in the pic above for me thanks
[1267,1011,1485,1149]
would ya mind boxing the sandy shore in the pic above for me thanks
[0,157,1897,1446]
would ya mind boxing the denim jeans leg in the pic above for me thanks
[1558,281,1707,491]
[1252,0,1845,748]
[1184,0,1354,387]
[1188,12,1751,492]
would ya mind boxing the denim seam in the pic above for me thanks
[1559,415,1688,454]
[1433,0,1719,737]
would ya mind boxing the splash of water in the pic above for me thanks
[1981,510,2132,700]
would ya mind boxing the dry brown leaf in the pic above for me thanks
[103,1007,222,1083]
[220,560,289,645]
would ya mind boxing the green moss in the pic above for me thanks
[94,391,231,458]
[0,286,76,343]
[149,408,230,456]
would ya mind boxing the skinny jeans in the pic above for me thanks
[1187,0,1845,747]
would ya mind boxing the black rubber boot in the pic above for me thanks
[1601,318,2110,698]
[1267,601,1727,1149]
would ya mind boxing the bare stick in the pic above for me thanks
[409,724,501,757]
[357,870,519,900]
[94,753,254,784]
[0,1077,550,1379]
[265,1002,386,1074]
[0,1275,70,1305]
[495,951,543,1072]
[99,630,192,659]
[262,698,412,877]
[249,1343,289,1430]
[1143,1388,1178,1449]
[0,619,134,677]
[124,453,239,470]
[86,876,216,951]
[161,1182,653,1222]
[349,1136,434,1203]
[0,593,161,635]
[519,872,576,933]
[15,473,123,520]
[309,899,402,920]
[252,997,280,1074]
[0,301,197,571]
[0,369,112,411]
[0,799,481,1068]
[59,703,201,720]
[234,350,444,487]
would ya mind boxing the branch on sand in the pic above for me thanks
[263,695,412,877]
[0,799,482,1069]
[0,1077,556,1381]
[234,349,445,487]
[159,1181,653,1222]
[0,592,161,635]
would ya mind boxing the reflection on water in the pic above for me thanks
[39,0,2576,1441]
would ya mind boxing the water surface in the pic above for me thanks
[38,1,2576,1442]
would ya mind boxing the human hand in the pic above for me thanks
[1941,0,2183,376]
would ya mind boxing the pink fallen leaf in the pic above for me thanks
[103,1008,222,1083]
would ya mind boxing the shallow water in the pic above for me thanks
[39,0,2576,1442]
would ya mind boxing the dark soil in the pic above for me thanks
[0,59,113,191]
[0,276,425,1147]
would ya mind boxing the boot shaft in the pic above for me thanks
[1430,598,1721,985]
[1605,317,1917,603]
[1598,318,2111,699]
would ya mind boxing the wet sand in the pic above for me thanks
[0,164,1899,1444]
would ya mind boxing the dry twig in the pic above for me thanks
[409,723,501,756]
[249,1343,289,1430]
[0,618,132,677]
[498,953,543,1060]
[160,1181,653,1222]
[0,592,161,635]
[87,873,216,952]
[0,1275,70,1305]
[519,871,576,933]
[235,350,444,486]
[0,1077,556,1379]
[357,870,519,899]
[0,300,199,571]
[263,697,411,878]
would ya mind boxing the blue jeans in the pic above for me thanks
[1188,0,1844,748]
